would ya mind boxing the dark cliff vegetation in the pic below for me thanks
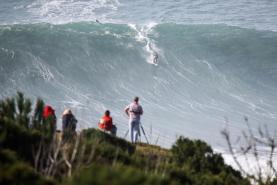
[0,92,263,185]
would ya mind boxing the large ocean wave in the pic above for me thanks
[1,22,277,148]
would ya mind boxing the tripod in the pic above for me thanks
[124,124,149,144]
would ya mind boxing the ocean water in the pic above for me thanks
[0,0,277,152]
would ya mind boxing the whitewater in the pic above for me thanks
[1,0,277,168]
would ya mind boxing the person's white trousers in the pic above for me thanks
[129,120,140,143]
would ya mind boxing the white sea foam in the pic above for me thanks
[31,55,54,81]
[24,0,120,24]
[128,23,162,65]
[1,48,15,58]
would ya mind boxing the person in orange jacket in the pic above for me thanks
[98,110,117,136]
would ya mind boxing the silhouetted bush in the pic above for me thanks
[0,117,41,163]
[0,92,57,171]
[65,164,178,185]
[0,149,56,185]
[171,136,250,185]
[171,137,213,170]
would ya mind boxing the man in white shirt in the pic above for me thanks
[124,97,143,143]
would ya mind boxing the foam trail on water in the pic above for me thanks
[128,23,161,65]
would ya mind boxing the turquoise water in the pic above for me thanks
[0,1,277,149]
[1,0,277,31]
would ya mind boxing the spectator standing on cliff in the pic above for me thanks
[124,97,143,143]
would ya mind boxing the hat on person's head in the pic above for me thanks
[63,108,72,115]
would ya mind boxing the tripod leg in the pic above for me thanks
[124,129,129,138]
[140,125,149,144]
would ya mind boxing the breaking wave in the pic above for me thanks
[1,22,277,147]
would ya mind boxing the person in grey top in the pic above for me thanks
[124,96,143,143]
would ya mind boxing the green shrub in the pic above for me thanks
[170,136,250,185]
[168,168,193,185]
[171,137,213,171]
[0,92,56,164]
[0,118,42,163]
[0,149,56,185]
[0,92,31,129]
[65,164,178,185]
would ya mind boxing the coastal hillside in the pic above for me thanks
[0,93,253,185]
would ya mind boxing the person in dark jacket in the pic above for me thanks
[62,109,78,138]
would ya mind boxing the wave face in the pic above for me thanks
[1,22,277,147]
